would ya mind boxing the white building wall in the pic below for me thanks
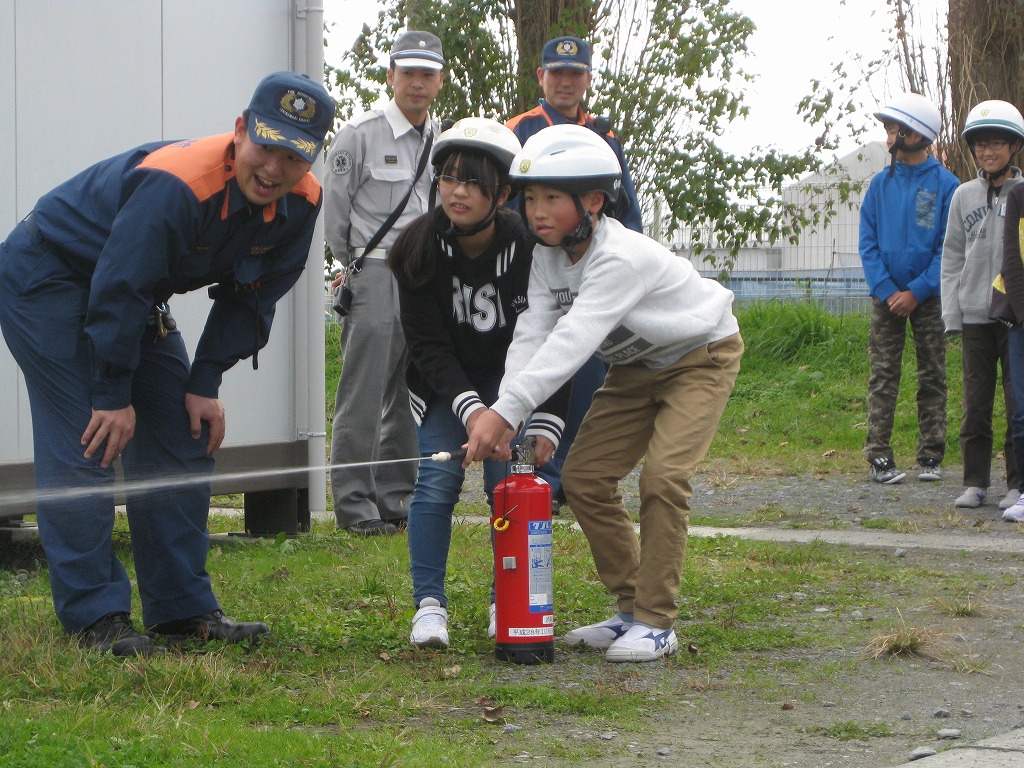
[0,0,327,513]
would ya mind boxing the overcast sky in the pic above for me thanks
[322,0,949,158]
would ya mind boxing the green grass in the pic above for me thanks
[0,516,999,767]
[0,302,1009,766]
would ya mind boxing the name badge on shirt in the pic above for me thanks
[384,155,398,164]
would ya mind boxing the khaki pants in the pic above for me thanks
[562,333,743,629]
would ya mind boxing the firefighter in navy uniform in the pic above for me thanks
[0,71,335,656]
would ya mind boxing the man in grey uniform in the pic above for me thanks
[325,31,445,535]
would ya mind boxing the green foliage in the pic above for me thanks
[325,0,852,267]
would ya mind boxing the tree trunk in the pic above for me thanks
[947,0,1024,180]
[509,0,597,114]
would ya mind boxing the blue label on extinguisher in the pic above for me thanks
[527,520,553,613]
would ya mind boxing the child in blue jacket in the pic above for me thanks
[860,92,960,485]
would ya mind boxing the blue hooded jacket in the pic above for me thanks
[859,155,960,303]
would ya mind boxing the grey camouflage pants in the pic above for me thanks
[865,296,946,465]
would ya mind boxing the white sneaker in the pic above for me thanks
[487,603,496,638]
[999,489,1021,510]
[1002,496,1024,523]
[917,461,942,482]
[604,622,679,663]
[954,487,987,509]
[563,614,633,650]
[410,598,449,649]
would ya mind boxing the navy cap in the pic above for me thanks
[541,36,591,71]
[390,30,445,71]
[246,71,336,163]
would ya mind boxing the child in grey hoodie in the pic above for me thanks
[941,99,1024,511]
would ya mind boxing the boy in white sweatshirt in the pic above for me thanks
[463,124,743,662]
[941,100,1024,512]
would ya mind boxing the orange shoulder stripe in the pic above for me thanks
[138,133,235,202]
[505,106,549,131]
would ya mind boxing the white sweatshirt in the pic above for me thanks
[493,216,739,429]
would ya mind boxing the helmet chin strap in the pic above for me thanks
[558,195,594,253]
[887,131,931,177]
[429,179,501,240]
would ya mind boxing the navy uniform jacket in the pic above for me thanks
[27,133,322,410]
[506,99,643,232]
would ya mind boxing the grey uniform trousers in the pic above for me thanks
[330,258,416,527]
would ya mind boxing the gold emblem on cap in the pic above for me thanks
[280,92,317,120]
[556,41,579,56]
[291,138,318,156]
[464,127,478,137]
[981,108,991,116]
[518,158,532,173]
[254,120,285,142]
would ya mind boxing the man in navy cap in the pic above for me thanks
[0,71,335,655]
[325,31,445,536]
[505,36,643,512]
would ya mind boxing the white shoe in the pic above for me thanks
[999,489,1021,510]
[563,614,633,650]
[410,598,449,648]
[1002,496,1024,523]
[604,622,679,663]
[487,603,496,638]
[917,461,942,482]
[954,487,987,509]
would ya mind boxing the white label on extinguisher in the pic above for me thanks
[508,626,556,637]
[527,520,553,613]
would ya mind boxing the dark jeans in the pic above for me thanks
[960,323,1017,491]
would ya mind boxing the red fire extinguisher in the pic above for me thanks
[491,441,555,664]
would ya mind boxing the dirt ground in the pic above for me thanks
[462,464,1024,767]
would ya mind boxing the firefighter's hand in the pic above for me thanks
[533,436,556,466]
[463,409,514,467]
[82,406,136,468]
[186,393,226,455]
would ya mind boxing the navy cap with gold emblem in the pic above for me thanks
[541,36,592,71]
[246,71,336,163]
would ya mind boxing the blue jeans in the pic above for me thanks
[536,354,607,499]
[408,392,506,609]
[1007,327,1024,487]
[0,223,219,632]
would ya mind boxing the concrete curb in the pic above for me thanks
[884,727,1024,767]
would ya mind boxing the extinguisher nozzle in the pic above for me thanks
[429,448,468,463]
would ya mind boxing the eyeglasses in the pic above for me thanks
[437,175,482,190]
[974,140,1009,152]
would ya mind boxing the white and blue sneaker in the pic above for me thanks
[410,598,449,649]
[1002,495,1024,523]
[954,487,987,509]
[605,622,679,663]
[563,613,633,650]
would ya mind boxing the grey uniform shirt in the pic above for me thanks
[324,98,438,266]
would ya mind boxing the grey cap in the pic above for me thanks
[390,30,444,71]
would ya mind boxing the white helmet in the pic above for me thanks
[961,100,1024,144]
[509,124,622,203]
[874,92,941,143]
[431,117,521,172]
